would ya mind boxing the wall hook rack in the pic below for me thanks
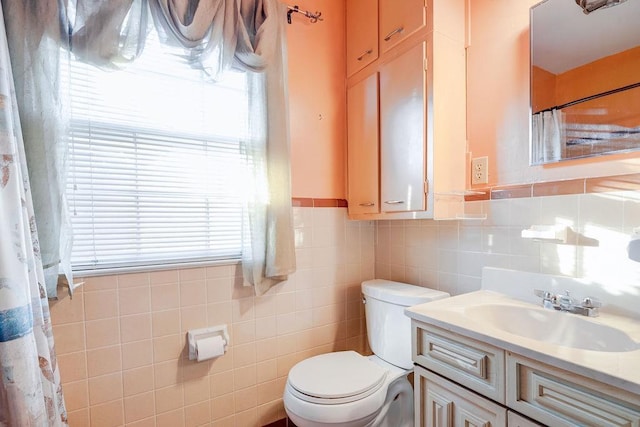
[287,5,323,24]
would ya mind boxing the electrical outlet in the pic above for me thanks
[471,156,488,185]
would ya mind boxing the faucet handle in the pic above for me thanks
[581,297,602,309]
[534,289,552,299]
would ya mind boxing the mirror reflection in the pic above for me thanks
[530,0,640,165]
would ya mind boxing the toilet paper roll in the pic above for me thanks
[196,335,225,361]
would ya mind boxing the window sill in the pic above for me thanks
[71,257,242,279]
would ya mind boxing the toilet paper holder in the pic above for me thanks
[187,324,230,361]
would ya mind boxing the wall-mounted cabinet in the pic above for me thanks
[379,0,426,54]
[346,0,378,77]
[380,43,426,213]
[346,0,467,220]
[347,73,379,215]
[346,0,427,77]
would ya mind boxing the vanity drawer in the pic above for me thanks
[507,354,640,427]
[412,321,505,403]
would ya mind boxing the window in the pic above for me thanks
[63,30,248,273]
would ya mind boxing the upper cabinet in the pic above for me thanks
[379,0,426,54]
[379,43,426,213]
[346,0,427,77]
[346,0,378,77]
[346,0,467,220]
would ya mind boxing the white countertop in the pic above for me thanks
[406,289,640,396]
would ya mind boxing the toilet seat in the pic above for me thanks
[284,353,411,426]
[287,351,388,405]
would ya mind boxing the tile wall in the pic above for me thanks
[50,207,374,427]
[50,185,640,426]
[376,190,640,297]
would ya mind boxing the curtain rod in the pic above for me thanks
[535,81,640,114]
[286,5,323,24]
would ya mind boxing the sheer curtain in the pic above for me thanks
[2,0,74,299]
[0,3,68,424]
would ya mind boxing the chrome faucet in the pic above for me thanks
[534,289,601,317]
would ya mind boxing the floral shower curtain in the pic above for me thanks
[0,3,67,425]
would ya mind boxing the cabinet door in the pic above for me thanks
[379,42,426,213]
[415,366,507,427]
[347,73,380,215]
[346,0,378,77]
[379,0,426,53]
[507,411,543,427]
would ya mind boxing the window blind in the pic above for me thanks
[63,31,248,272]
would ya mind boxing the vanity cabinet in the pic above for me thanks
[346,0,467,220]
[412,320,640,427]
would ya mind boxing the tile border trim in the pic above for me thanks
[291,198,348,208]
[465,172,640,201]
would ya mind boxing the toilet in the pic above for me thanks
[283,279,449,426]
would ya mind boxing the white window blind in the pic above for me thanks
[63,31,248,272]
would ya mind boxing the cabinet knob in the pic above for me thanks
[358,202,375,207]
[384,200,405,205]
[383,27,404,42]
[356,49,374,61]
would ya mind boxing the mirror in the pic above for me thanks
[530,0,640,165]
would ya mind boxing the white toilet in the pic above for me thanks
[283,279,449,426]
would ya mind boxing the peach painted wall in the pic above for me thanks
[467,0,640,187]
[556,45,640,109]
[50,207,373,426]
[286,0,347,199]
[531,65,556,113]
[533,46,640,119]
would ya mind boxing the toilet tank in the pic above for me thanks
[362,279,449,370]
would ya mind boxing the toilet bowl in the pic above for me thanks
[283,280,449,426]
[284,352,412,427]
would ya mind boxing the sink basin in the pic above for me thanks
[465,303,640,352]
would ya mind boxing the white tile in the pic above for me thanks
[458,226,483,252]
[437,249,458,274]
[484,199,509,226]
[508,196,540,227]
[294,227,313,249]
[508,226,540,257]
[538,194,579,227]
[578,193,624,230]
[437,273,457,296]
[456,275,481,295]
[623,192,640,234]
[437,225,458,250]
[482,226,510,254]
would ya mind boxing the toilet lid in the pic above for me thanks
[288,351,387,403]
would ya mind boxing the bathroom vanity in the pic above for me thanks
[405,268,640,426]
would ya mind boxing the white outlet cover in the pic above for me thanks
[471,157,488,185]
